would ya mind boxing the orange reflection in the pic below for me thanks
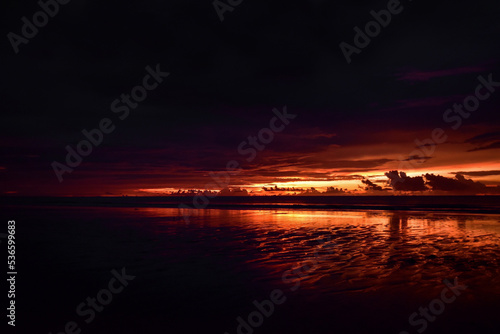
[128,207,500,297]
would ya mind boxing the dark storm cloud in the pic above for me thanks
[2,0,500,195]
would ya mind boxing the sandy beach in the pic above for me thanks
[3,203,499,333]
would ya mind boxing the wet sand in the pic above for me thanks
[4,205,500,333]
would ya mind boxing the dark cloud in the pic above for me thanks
[361,179,384,191]
[424,173,487,193]
[466,131,500,152]
[467,142,500,152]
[385,171,427,192]
[452,170,500,177]
[383,171,500,194]
[2,0,500,195]
[323,187,349,194]
[299,188,321,196]
[294,158,394,170]
[262,186,305,192]
[219,188,249,196]
[466,131,500,144]
[401,155,432,162]
[261,186,349,195]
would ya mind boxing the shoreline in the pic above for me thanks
[3,196,500,215]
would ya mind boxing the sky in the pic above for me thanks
[1,0,500,196]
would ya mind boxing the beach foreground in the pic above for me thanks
[3,203,500,333]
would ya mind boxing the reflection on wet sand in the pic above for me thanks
[135,208,500,299]
[13,204,500,334]
[79,206,500,333]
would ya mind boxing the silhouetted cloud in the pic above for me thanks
[383,171,500,194]
[323,187,349,194]
[262,185,349,195]
[299,188,321,196]
[361,179,384,191]
[219,188,249,196]
[262,186,305,192]
[424,173,487,193]
[385,171,427,192]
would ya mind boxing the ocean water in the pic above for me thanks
[4,205,500,333]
